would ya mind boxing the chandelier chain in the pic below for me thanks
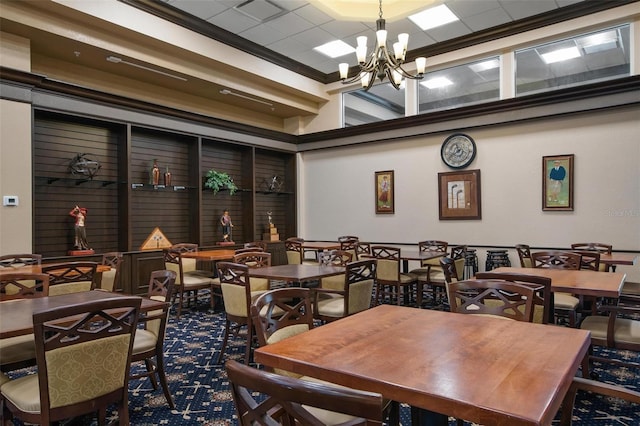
[379,0,383,20]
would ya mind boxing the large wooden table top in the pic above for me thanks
[255,305,590,426]
[248,264,344,283]
[180,249,236,261]
[0,290,165,339]
[598,252,638,266]
[492,267,626,298]
[0,264,111,278]
[400,250,446,262]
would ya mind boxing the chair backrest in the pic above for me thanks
[440,257,459,284]
[357,242,372,258]
[0,272,49,300]
[570,242,612,254]
[144,269,176,339]
[573,250,601,271]
[447,279,536,322]
[244,241,267,251]
[450,245,466,279]
[33,297,140,424]
[0,253,42,267]
[370,246,401,282]
[226,359,384,426]
[170,243,199,253]
[475,272,554,324]
[234,247,264,255]
[233,251,272,268]
[515,244,533,268]
[338,235,359,242]
[100,251,123,292]
[532,251,581,270]
[319,249,353,266]
[344,259,376,316]
[340,239,359,260]
[418,240,448,254]
[163,248,186,285]
[41,261,98,296]
[285,239,304,264]
[251,287,314,349]
[217,262,252,318]
[560,377,640,426]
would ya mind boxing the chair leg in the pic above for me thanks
[118,401,130,426]
[244,325,253,365]
[216,318,231,364]
[144,359,159,389]
[156,354,176,410]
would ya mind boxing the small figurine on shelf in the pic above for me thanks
[220,210,234,242]
[267,211,273,225]
[164,166,172,186]
[151,159,160,186]
[69,205,91,251]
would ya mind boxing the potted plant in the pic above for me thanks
[204,169,238,195]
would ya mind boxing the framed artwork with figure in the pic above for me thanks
[438,169,481,220]
[375,170,394,214]
[543,154,574,211]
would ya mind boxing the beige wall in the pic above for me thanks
[299,107,640,281]
[0,99,33,255]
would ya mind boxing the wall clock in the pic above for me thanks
[441,133,476,169]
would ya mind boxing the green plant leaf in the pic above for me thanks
[204,169,237,195]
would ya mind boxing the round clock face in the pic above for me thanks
[441,134,476,169]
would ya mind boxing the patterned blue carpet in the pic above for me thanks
[5,300,640,425]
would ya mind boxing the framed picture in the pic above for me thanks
[543,154,574,211]
[438,169,481,220]
[375,170,394,214]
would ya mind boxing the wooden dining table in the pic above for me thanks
[491,266,626,298]
[0,263,111,279]
[400,250,446,272]
[248,264,344,286]
[598,252,638,267]
[255,304,590,426]
[0,289,166,339]
[180,249,236,261]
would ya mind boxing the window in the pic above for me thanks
[418,57,500,114]
[343,82,405,127]
[515,24,630,96]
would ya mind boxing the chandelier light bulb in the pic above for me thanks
[376,30,387,48]
[339,63,349,79]
[415,57,427,74]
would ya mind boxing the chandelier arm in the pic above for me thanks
[392,64,425,80]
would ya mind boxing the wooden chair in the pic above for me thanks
[579,301,640,375]
[532,250,581,327]
[285,239,318,265]
[409,240,448,277]
[447,279,536,322]
[338,235,359,242]
[559,377,640,426]
[573,250,602,315]
[371,246,417,306]
[163,248,215,318]
[170,242,212,277]
[41,261,98,296]
[0,273,50,373]
[314,259,376,323]
[357,242,372,259]
[226,360,384,426]
[130,270,176,409]
[339,238,359,261]
[250,288,399,426]
[475,272,554,324]
[571,242,612,271]
[99,251,123,292]
[216,262,255,365]
[415,245,465,308]
[244,241,267,251]
[318,249,352,292]
[0,253,42,267]
[515,244,533,267]
[1,297,140,425]
[233,251,272,295]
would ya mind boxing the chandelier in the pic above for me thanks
[339,0,427,91]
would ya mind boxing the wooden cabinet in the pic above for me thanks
[32,110,297,260]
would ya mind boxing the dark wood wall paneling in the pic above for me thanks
[33,112,122,256]
[255,149,293,240]
[130,128,195,248]
[201,140,248,245]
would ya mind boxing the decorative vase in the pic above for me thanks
[164,166,172,186]
[151,160,160,185]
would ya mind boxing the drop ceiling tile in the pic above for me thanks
[464,8,512,32]
[266,12,315,37]
[320,20,370,39]
[447,0,502,18]
[206,8,260,33]
[168,0,234,20]
[291,26,335,48]
[271,0,308,11]
[498,0,558,20]
[425,21,472,43]
[267,36,309,56]
[240,23,287,45]
[293,4,333,26]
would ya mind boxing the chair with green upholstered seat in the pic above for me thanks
[1,297,140,425]
[42,261,98,296]
[314,259,376,323]
[130,269,176,409]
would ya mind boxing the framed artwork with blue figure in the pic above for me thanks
[543,154,574,211]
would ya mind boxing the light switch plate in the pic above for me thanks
[3,195,19,206]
